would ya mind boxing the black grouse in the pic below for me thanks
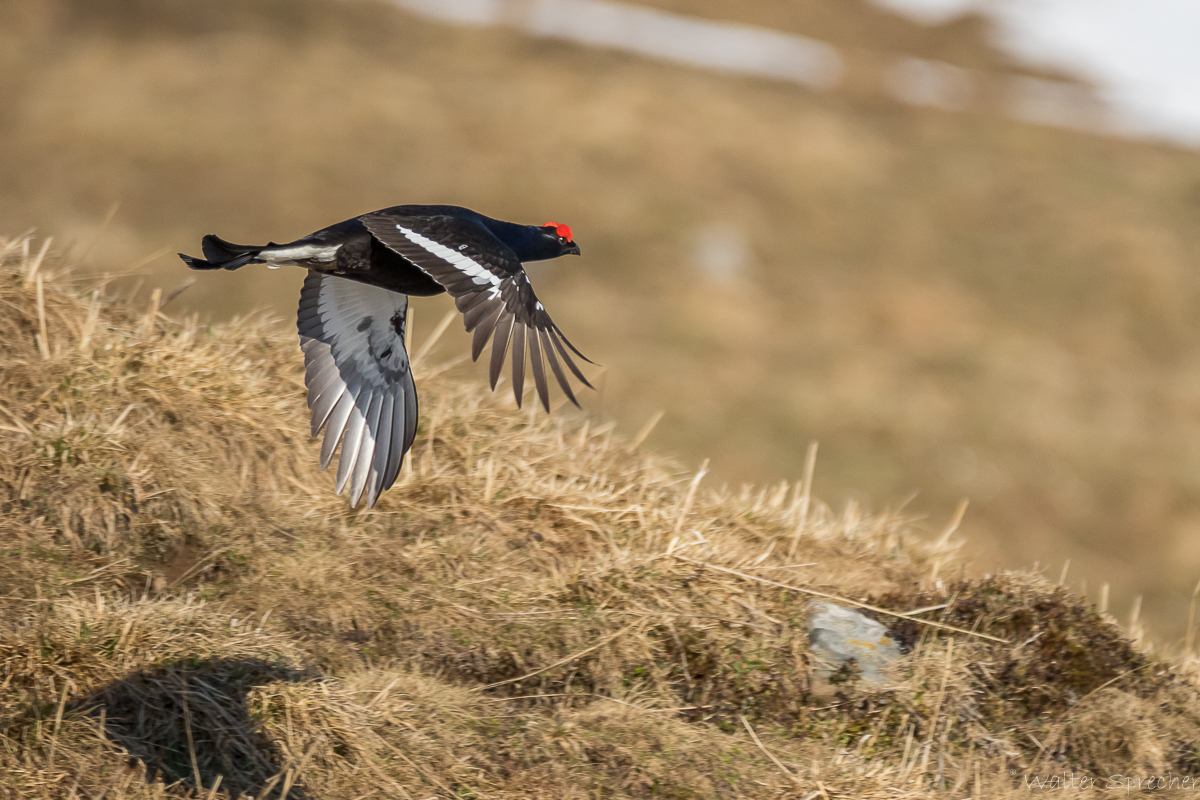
[179,204,591,508]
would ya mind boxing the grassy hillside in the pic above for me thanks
[5,0,1200,644]
[4,240,1200,797]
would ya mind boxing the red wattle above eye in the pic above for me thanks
[543,221,573,242]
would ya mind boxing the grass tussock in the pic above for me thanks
[4,235,1200,797]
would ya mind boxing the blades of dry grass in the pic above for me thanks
[673,459,709,535]
[926,640,954,746]
[935,500,969,550]
[46,681,70,769]
[0,401,32,435]
[121,246,172,277]
[666,619,694,698]
[740,715,804,789]
[75,201,120,265]
[366,676,402,709]
[180,679,203,792]
[141,287,162,337]
[163,276,197,308]
[412,307,457,367]
[369,733,457,798]
[1,232,31,260]
[253,771,286,800]
[203,774,224,800]
[674,556,1010,643]
[279,768,296,800]
[26,236,51,280]
[78,289,101,353]
[788,440,819,559]
[482,621,643,689]
[630,409,664,450]
[34,272,50,359]
[1068,661,1153,707]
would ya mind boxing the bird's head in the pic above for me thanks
[541,221,581,257]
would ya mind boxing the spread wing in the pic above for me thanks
[297,271,418,508]
[360,212,592,411]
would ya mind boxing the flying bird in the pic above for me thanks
[179,205,592,508]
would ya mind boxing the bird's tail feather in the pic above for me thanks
[178,235,264,271]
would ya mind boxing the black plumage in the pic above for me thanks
[179,204,590,508]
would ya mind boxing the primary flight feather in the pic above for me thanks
[179,204,591,508]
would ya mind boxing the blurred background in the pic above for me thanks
[4,0,1200,640]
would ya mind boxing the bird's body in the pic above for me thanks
[180,204,590,508]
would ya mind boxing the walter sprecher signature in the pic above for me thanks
[1016,770,1200,792]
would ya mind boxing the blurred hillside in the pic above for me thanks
[4,0,1200,641]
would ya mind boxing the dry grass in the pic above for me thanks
[5,239,1200,797]
[7,0,1200,642]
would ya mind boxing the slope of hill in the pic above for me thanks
[4,0,1200,644]
[3,240,1200,797]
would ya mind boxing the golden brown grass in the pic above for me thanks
[5,239,1200,798]
[6,0,1200,643]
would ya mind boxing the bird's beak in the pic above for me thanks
[564,242,581,256]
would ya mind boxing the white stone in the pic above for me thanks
[807,601,903,686]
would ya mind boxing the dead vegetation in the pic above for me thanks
[3,236,1200,797]
[7,0,1200,642]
